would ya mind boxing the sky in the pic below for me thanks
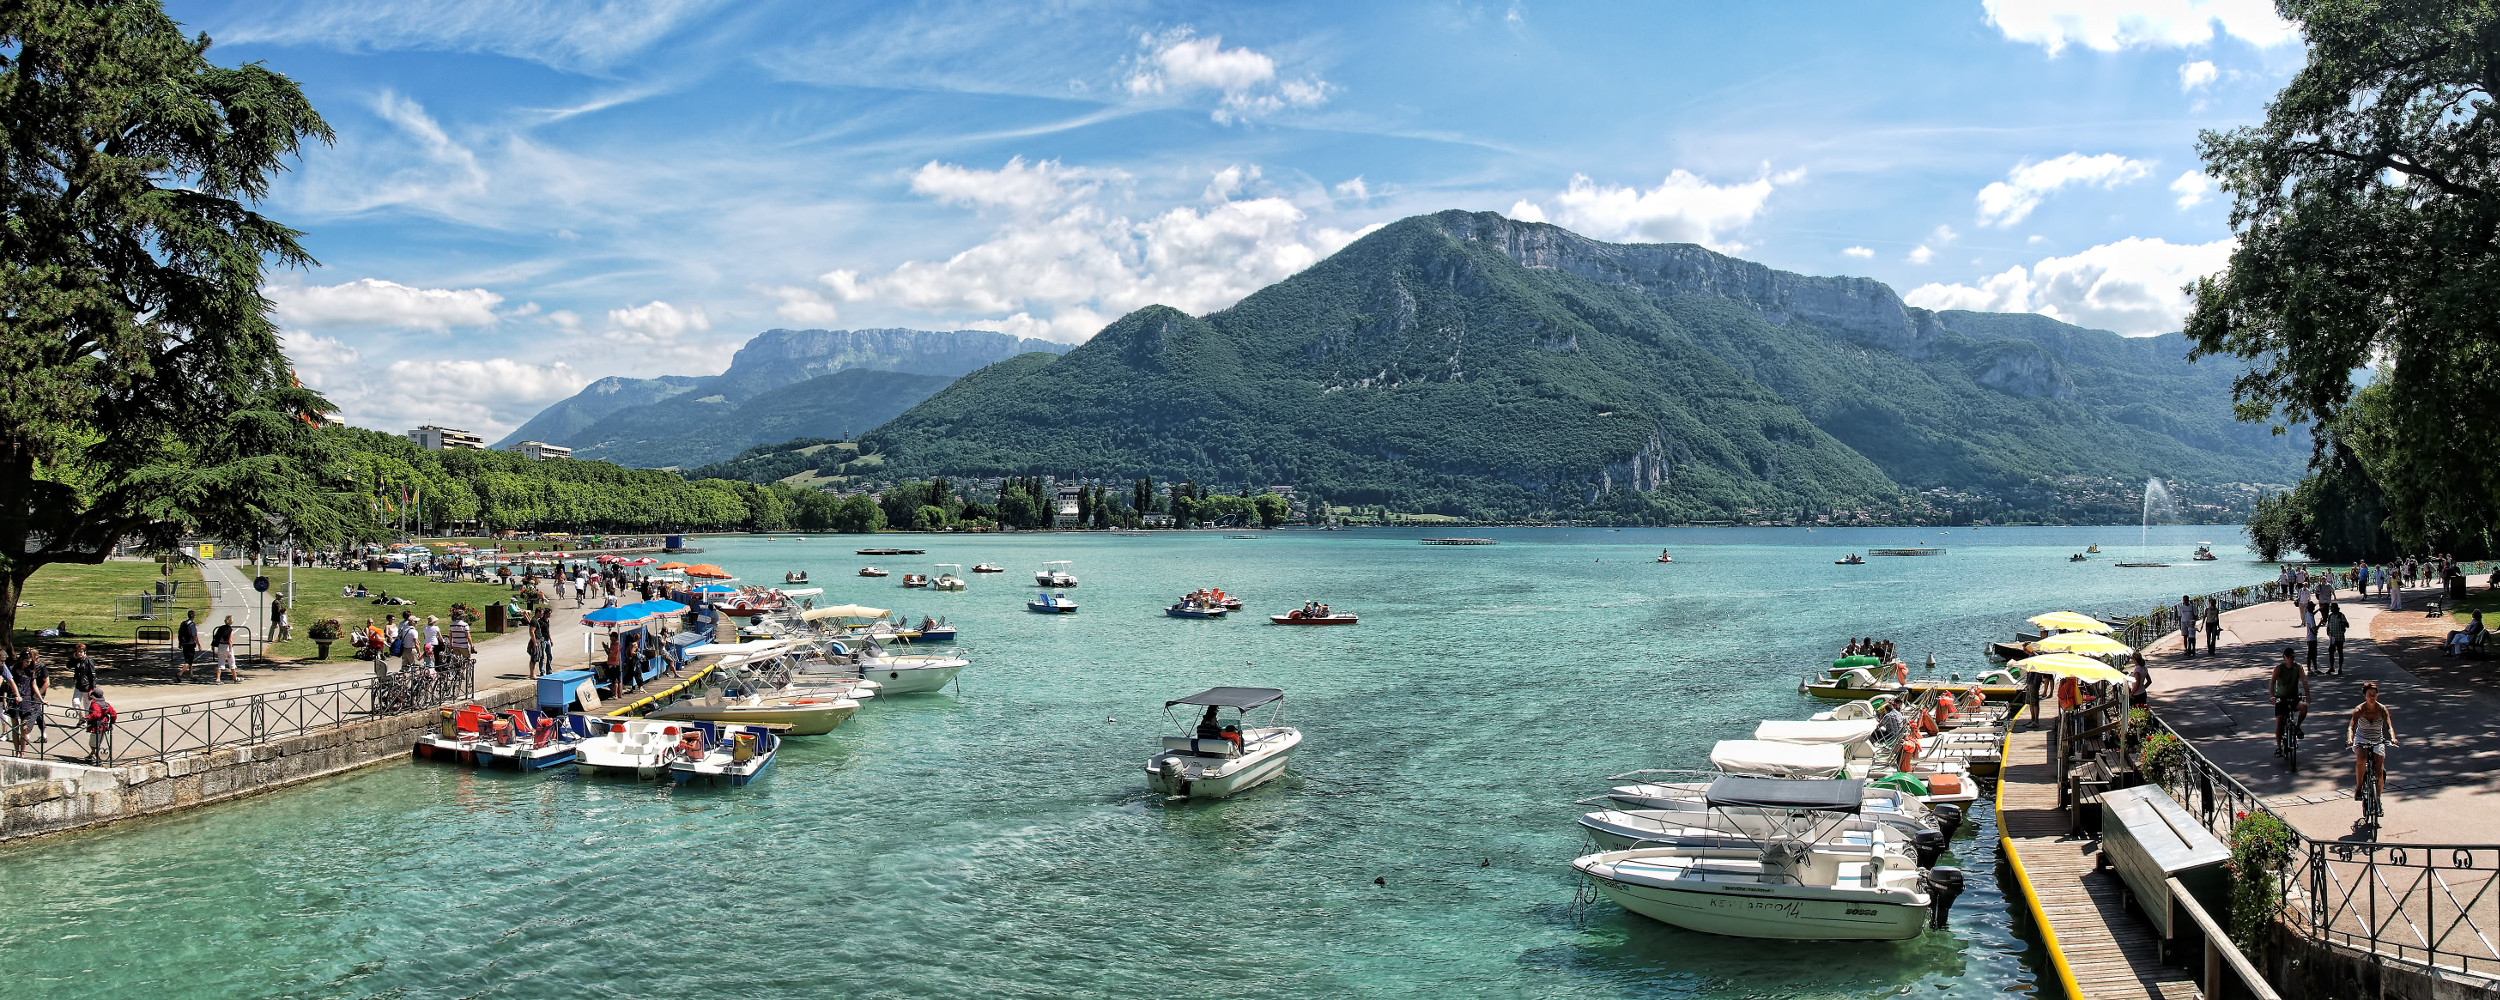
[160,0,2311,438]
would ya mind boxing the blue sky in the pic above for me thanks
[163,0,2309,437]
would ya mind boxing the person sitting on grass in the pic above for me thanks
[2445,612,2487,657]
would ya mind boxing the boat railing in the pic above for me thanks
[12,661,476,766]
[2142,709,2500,982]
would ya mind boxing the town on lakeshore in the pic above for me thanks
[6,3,2499,998]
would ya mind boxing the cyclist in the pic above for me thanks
[2349,682,2397,802]
[2271,647,2308,757]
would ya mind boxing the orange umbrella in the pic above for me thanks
[655,561,690,571]
[685,564,732,579]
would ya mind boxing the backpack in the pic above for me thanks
[85,699,115,734]
[387,634,405,656]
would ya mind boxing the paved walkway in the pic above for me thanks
[2146,577,2500,844]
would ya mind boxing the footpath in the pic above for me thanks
[2145,576,2500,843]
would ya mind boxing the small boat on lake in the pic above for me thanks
[412,704,496,764]
[1035,560,1078,587]
[932,564,967,591]
[1869,547,1945,557]
[2086,544,2101,553]
[1657,549,1674,563]
[1836,553,1865,565]
[666,721,785,788]
[473,709,589,770]
[2070,553,2088,562]
[1145,686,1301,799]
[2193,544,2218,561]
[1184,587,1242,611]
[971,563,1004,573]
[900,572,930,588]
[1270,601,1356,625]
[1028,591,1079,614]
[783,570,809,584]
[1165,598,1227,619]
[575,717,690,780]
[646,686,860,735]
[859,566,889,577]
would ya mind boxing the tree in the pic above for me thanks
[1075,486,1092,528]
[2185,1,2500,551]
[1,1,341,650]
[830,495,885,533]
[1253,493,1289,528]
[1134,477,1152,519]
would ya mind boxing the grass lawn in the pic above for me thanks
[270,567,525,662]
[13,560,206,650]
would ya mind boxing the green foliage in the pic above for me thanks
[0,0,341,649]
[1253,493,1289,528]
[2186,1,2500,552]
[865,213,2302,522]
[2244,427,2399,560]
[2227,811,2300,963]
[2136,730,2188,787]
[686,437,837,484]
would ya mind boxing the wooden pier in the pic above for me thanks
[1997,712,2202,999]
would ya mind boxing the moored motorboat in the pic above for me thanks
[859,566,889,577]
[1270,601,1355,625]
[1035,560,1078,587]
[900,573,930,588]
[801,637,969,695]
[1028,591,1079,614]
[1165,599,1227,618]
[1145,687,1300,799]
[1602,770,1962,845]
[1570,777,1962,941]
[574,717,690,779]
[932,564,967,591]
[971,563,1004,573]
[646,688,860,735]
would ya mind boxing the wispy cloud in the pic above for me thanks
[1982,0,2299,55]
[1975,153,2152,227]
[216,0,725,74]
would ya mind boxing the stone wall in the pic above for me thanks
[2272,922,2500,1000]
[0,679,535,843]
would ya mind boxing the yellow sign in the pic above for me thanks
[196,543,215,559]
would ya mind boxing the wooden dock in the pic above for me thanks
[1998,715,2202,999]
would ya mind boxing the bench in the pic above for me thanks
[134,625,172,645]
[1160,736,1240,757]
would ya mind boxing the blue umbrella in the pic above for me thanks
[685,584,739,595]
[581,600,690,628]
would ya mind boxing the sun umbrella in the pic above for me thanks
[2011,653,2132,684]
[581,600,688,628]
[619,557,658,567]
[684,583,740,595]
[596,554,621,564]
[685,564,733,579]
[2026,611,2113,634]
[2034,633,2133,656]
[802,604,890,621]
[655,561,690,571]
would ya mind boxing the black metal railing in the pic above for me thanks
[2142,712,2500,982]
[2111,580,2300,650]
[5,661,474,766]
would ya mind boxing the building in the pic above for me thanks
[508,440,572,461]
[405,425,484,451]
[1053,485,1084,527]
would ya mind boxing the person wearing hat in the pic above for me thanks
[2348,682,2397,800]
[423,615,442,668]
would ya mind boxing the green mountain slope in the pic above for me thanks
[859,212,2306,522]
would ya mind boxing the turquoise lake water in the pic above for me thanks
[0,525,2261,999]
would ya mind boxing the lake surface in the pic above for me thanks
[0,525,2259,999]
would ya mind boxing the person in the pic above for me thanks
[211,615,239,683]
[272,595,292,642]
[1195,705,1223,740]
[447,613,472,667]
[2389,565,2405,611]
[7,649,45,754]
[2129,651,2152,707]
[526,626,546,678]
[1219,722,1244,753]
[2272,647,2309,757]
[2368,563,2385,599]
[176,610,200,683]
[2323,602,2350,675]
[67,642,96,713]
[423,616,442,668]
[398,615,421,671]
[81,687,114,764]
[2446,611,2487,657]
[2313,574,2336,610]
[2204,598,2223,655]
[2177,596,2199,657]
[2300,599,2320,666]
[2348,682,2397,802]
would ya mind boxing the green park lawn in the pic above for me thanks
[268,567,524,662]
[13,560,206,650]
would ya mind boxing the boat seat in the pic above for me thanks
[1161,736,1240,757]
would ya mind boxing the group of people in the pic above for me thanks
[352,610,475,672]
[1841,637,1897,661]
[2267,645,2397,802]
[172,611,245,684]
[2,643,116,762]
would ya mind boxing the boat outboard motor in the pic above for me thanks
[1930,803,1965,842]
[1920,867,1966,929]
[1912,828,1949,869]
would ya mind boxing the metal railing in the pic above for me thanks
[2141,712,2500,982]
[2111,580,2300,650]
[6,661,474,766]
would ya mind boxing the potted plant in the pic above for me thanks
[309,619,342,660]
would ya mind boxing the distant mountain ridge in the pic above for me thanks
[857,211,2303,522]
[494,327,1072,466]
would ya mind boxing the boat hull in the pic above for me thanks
[1145,729,1301,799]
[411,739,486,765]
[1577,865,1929,941]
[647,701,858,735]
[1165,606,1226,618]
[1268,614,1357,625]
[851,662,963,695]
[478,743,581,770]
[1028,602,1078,614]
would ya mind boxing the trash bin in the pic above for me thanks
[485,602,507,634]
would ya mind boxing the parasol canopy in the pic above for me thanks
[619,557,658,567]
[2011,652,2132,684]
[2034,633,2133,656]
[801,604,890,621]
[684,564,733,579]
[2026,611,2113,634]
[582,600,689,628]
[655,561,690,571]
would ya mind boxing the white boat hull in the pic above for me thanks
[1145,728,1300,798]
[1580,864,1930,940]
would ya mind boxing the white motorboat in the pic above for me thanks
[1602,769,1963,844]
[1753,719,1881,759]
[799,637,966,695]
[1570,777,1965,941]
[1034,560,1078,587]
[666,720,784,788]
[1709,739,1848,778]
[1145,687,1301,799]
[575,717,693,779]
[932,564,967,591]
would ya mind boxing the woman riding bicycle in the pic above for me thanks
[2349,682,2398,803]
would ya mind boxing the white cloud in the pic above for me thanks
[820,159,1381,342]
[1124,28,1330,123]
[1510,168,1792,251]
[1842,246,1875,258]
[2179,59,2219,91]
[761,285,840,325]
[1975,153,2152,227]
[2170,171,2215,208]
[1333,176,1369,201]
[1902,235,2234,335]
[269,278,503,331]
[1983,0,2299,54]
[604,300,710,345]
[909,156,1113,213]
[1908,245,1936,265]
[217,0,719,74]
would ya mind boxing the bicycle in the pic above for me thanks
[2276,708,2304,767]
[2356,741,2392,826]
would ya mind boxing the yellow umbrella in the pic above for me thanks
[2011,653,2132,684]
[2034,633,2133,656]
[2026,611,2113,634]
[801,604,891,622]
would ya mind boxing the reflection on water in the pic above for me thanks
[0,525,2243,999]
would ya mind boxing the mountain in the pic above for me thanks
[859,211,2305,522]
[494,327,1072,466]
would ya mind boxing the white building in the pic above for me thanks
[1053,485,1084,527]
[406,425,484,451]
[508,440,572,461]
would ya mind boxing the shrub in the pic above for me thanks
[2227,811,2300,962]
[2138,730,2187,786]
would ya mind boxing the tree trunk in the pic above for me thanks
[0,570,22,661]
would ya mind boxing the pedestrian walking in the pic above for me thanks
[176,610,200,683]
[2324,602,2350,675]
[272,595,292,642]
[423,616,442,667]
[2390,568,2406,611]
[7,649,47,754]
[398,615,421,670]
[211,615,239,683]
[2204,597,2223,655]
[2301,600,2320,667]
[2177,595,2199,657]
[67,643,96,713]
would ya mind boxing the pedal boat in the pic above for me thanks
[666,721,785,787]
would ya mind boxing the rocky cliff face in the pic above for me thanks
[708,328,1073,400]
